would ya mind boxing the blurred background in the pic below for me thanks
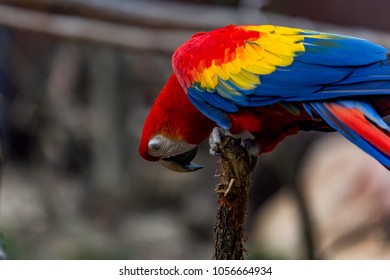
[0,0,389,260]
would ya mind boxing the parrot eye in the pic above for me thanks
[151,144,161,151]
[148,136,167,156]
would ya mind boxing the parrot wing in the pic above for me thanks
[172,24,390,168]
[311,101,390,168]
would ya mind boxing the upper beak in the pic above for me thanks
[160,147,203,172]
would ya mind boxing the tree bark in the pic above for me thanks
[213,136,251,260]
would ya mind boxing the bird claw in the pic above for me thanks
[209,127,240,156]
[241,138,259,172]
[209,127,223,156]
[209,127,259,171]
[241,138,260,157]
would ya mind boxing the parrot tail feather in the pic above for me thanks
[309,101,390,169]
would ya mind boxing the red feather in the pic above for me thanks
[138,74,215,161]
[324,103,390,157]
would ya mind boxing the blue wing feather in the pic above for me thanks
[187,93,231,129]
[187,87,238,113]
[298,35,387,66]
[336,61,390,85]
[259,61,352,86]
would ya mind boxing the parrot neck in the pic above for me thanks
[160,74,216,143]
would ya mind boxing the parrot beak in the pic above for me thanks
[160,147,203,172]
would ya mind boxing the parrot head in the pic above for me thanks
[138,74,215,172]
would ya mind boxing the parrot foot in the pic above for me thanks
[209,127,259,172]
[209,127,240,156]
[242,138,260,157]
[242,138,259,172]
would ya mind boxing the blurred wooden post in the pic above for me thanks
[88,47,125,193]
[213,136,251,260]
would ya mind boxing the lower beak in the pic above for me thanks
[160,147,203,172]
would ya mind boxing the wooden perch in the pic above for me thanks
[213,136,251,260]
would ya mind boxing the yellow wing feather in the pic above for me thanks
[190,25,323,92]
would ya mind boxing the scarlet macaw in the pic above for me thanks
[139,25,390,172]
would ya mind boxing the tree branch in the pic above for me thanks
[213,136,251,260]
